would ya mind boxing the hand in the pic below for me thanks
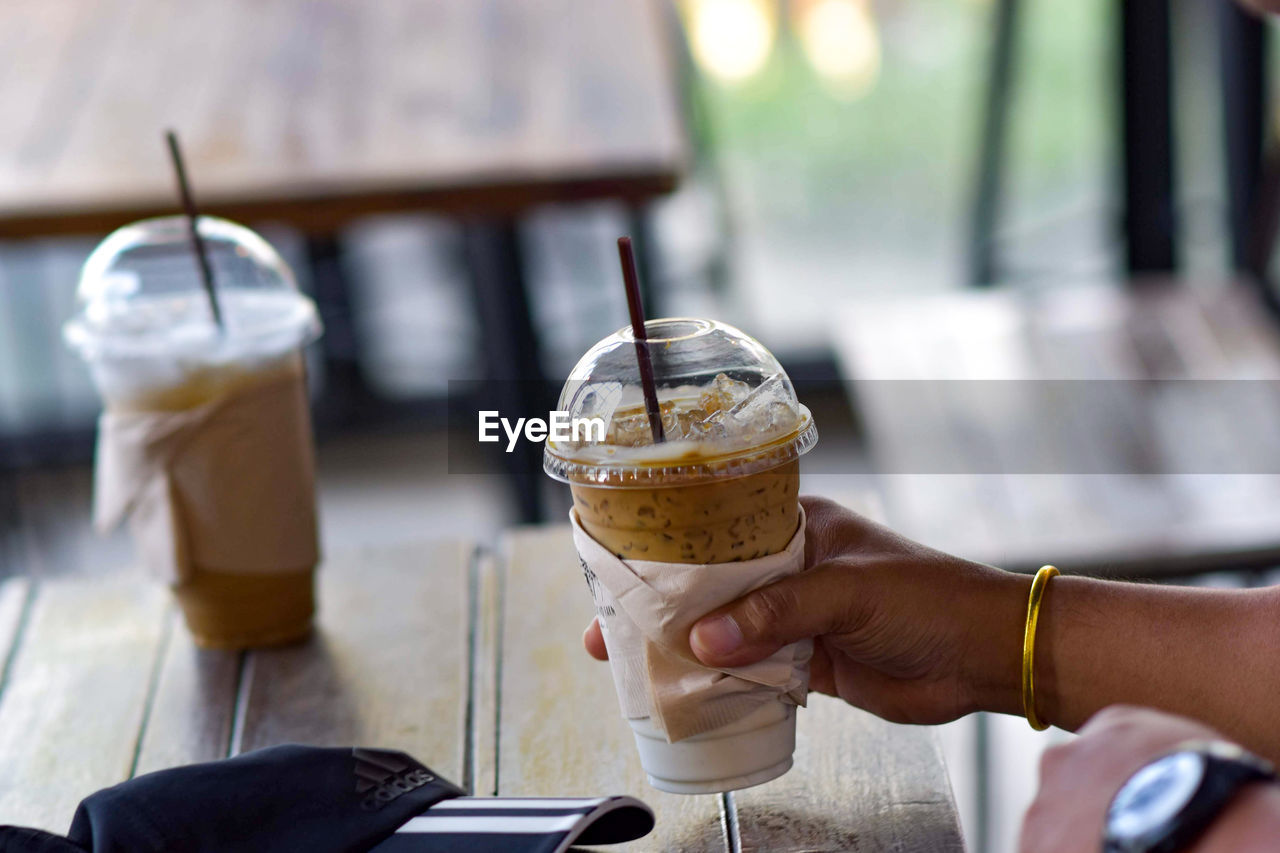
[583,495,1030,724]
[1019,705,1280,853]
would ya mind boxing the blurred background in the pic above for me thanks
[3,1,1280,850]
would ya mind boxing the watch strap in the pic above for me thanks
[1104,741,1277,853]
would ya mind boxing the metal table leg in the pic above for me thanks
[463,219,550,524]
[306,233,375,427]
[1217,0,1269,281]
[967,0,1020,288]
[627,205,662,319]
[1120,0,1178,274]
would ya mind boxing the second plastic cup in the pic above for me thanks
[65,215,323,649]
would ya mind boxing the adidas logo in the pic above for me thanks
[353,748,436,811]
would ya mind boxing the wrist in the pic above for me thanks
[1191,783,1280,852]
[962,567,1032,717]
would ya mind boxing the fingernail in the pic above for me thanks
[691,615,743,659]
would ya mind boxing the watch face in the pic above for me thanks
[1108,752,1206,841]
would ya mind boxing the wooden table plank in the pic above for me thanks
[132,611,240,776]
[1137,287,1280,546]
[497,525,728,852]
[732,696,964,852]
[232,541,474,785]
[0,578,167,832]
[0,2,94,176]
[1024,298,1173,541]
[944,292,1151,566]
[1195,283,1280,373]
[0,0,686,236]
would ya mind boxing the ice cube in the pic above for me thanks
[606,408,657,446]
[698,373,750,414]
[727,373,799,441]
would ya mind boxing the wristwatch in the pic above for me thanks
[1102,740,1277,853]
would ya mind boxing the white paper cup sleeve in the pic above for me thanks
[94,373,320,584]
[570,506,811,743]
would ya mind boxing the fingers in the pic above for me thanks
[1020,705,1231,853]
[689,563,854,668]
[808,636,836,696]
[582,618,609,661]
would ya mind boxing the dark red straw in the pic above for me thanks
[165,130,223,330]
[617,237,664,443]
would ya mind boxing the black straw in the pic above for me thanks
[617,237,664,443]
[165,130,223,330]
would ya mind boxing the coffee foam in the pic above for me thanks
[67,289,319,404]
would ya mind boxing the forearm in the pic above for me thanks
[1192,784,1280,852]
[1036,578,1280,761]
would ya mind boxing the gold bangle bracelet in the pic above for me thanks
[1021,565,1059,731]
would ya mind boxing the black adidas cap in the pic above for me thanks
[0,745,654,853]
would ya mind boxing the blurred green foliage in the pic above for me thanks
[692,0,1110,265]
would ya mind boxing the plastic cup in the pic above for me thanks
[64,215,323,649]
[545,318,818,793]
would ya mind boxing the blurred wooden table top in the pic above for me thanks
[0,0,687,237]
[834,279,1280,577]
[0,531,963,851]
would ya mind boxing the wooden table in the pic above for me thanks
[0,0,685,237]
[0,530,963,851]
[833,280,1280,577]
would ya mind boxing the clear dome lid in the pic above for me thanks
[64,215,320,361]
[544,318,817,486]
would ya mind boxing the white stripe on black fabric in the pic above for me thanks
[418,800,603,819]
[369,795,654,853]
[370,835,562,853]
[398,815,582,834]
[428,798,605,811]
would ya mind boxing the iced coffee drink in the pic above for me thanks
[65,215,323,649]
[555,352,812,566]
[573,458,798,563]
[545,318,817,793]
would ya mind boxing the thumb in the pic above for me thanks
[689,565,849,668]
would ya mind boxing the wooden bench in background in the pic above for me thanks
[834,280,1280,579]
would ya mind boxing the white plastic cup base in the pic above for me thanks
[629,701,797,794]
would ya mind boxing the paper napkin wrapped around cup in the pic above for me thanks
[571,508,812,743]
[93,373,319,585]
